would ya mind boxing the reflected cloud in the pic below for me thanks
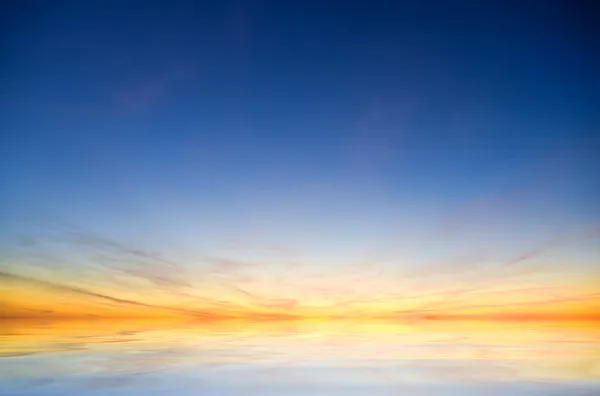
[1,320,599,395]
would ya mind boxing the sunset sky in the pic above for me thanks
[1,1,598,319]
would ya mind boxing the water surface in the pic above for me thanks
[1,319,599,395]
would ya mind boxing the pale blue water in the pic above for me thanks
[1,321,599,395]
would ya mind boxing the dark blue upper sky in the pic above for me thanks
[1,1,598,268]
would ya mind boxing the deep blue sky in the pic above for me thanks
[1,1,598,272]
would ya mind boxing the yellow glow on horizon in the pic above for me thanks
[2,269,599,322]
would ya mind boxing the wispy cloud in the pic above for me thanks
[2,222,598,320]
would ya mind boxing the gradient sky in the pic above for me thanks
[1,1,599,314]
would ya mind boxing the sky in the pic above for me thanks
[1,1,599,318]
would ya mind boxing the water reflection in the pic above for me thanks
[1,319,599,395]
